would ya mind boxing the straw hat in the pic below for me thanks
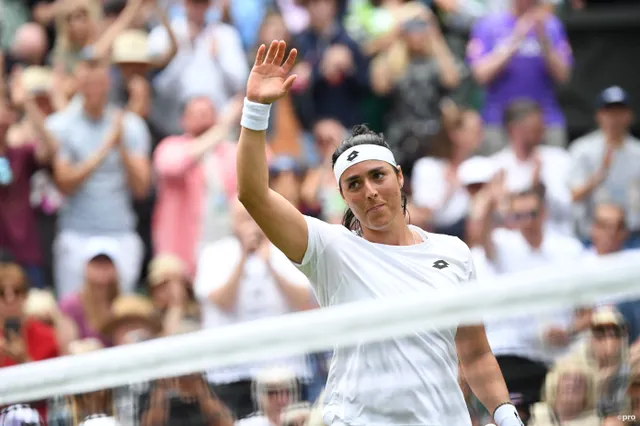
[111,29,151,65]
[24,289,59,320]
[100,294,162,336]
[591,306,626,328]
[22,66,53,94]
[68,338,104,355]
[147,254,188,288]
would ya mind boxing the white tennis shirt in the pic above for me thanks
[295,216,475,426]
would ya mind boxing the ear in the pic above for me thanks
[396,165,404,189]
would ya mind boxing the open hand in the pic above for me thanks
[246,40,298,105]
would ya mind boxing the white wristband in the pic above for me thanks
[494,403,524,426]
[241,98,272,131]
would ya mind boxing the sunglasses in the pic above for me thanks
[0,286,27,300]
[591,325,624,339]
[510,209,539,221]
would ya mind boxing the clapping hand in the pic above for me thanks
[0,331,28,363]
[246,40,298,105]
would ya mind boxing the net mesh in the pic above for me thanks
[1,252,640,426]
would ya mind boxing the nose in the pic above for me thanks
[363,179,379,200]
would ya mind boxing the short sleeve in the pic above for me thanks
[193,239,242,302]
[466,17,494,65]
[123,112,151,157]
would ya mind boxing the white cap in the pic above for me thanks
[83,237,120,265]
[458,156,496,186]
[80,415,121,426]
[0,404,42,425]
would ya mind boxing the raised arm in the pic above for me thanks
[237,40,309,264]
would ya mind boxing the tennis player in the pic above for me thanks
[236,40,523,426]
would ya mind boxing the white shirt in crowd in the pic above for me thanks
[294,216,473,426]
[484,226,584,364]
[235,414,274,426]
[412,157,469,228]
[194,237,312,384]
[491,146,573,235]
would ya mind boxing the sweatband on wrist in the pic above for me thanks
[493,403,523,426]
[333,144,397,183]
[241,98,271,131]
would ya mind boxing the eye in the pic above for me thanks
[373,171,385,180]
[347,180,360,190]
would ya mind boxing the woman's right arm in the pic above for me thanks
[237,41,309,264]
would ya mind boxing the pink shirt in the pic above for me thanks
[152,136,238,275]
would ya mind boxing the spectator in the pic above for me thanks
[569,86,640,248]
[59,238,122,349]
[52,0,144,75]
[371,7,460,177]
[101,294,162,346]
[291,0,370,165]
[481,185,584,417]
[491,100,573,235]
[146,253,200,336]
[194,200,314,419]
[152,96,242,276]
[269,156,304,209]
[48,55,152,297]
[236,367,301,426]
[529,362,598,426]
[6,23,49,72]
[0,254,59,421]
[410,106,482,238]
[147,0,249,137]
[467,0,572,154]
[280,403,311,426]
[24,288,77,355]
[0,92,58,289]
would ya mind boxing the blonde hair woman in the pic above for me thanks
[529,362,598,426]
[52,0,145,98]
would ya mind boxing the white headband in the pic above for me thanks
[333,144,398,183]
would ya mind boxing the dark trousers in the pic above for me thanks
[495,355,548,420]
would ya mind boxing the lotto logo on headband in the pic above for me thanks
[333,145,398,183]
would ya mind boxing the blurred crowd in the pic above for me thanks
[1,0,640,424]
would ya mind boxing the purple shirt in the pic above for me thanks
[59,293,112,348]
[467,12,572,126]
[0,145,42,265]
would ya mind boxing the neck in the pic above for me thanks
[605,131,626,147]
[362,219,415,246]
[511,142,534,162]
[265,410,280,425]
[83,99,105,120]
[522,228,543,249]
[555,405,581,421]
[450,149,467,167]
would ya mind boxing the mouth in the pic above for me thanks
[367,204,385,214]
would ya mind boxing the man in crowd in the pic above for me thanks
[48,55,151,297]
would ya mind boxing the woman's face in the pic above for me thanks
[555,373,588,411]
[85,256,117,291]
[151,275,187,309]
[339,160,404,232]
[260,14,289,45]
[0,265,28,320]
[452,112,484,156]
[66,7,92,44]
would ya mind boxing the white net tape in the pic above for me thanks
[1,251,639,405]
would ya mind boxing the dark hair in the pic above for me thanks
[331,125,407,233]
[503,99,542,128]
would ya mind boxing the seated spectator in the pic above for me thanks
[491,100,573,235]
[152,96,242,276]
[24,288,77,355]
[101,294,162,346]
[48,54,151,297]
[0,254,59,421]
[59,238,122,348]
[0,93,57,289]
[467,0,572,154]
[410,105,482,238]
[146,253,201,336]
[139,374,234,426]
[370,8,460,177]
[195,199,314,419]
[569,86,640,248]
[236,367,301,426]
[529,362,598,426]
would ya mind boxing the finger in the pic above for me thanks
[281,48,298,74]
[273,40,287,67]
[282,75,297,93]
[265,40,279,64]
[254,44,266,67]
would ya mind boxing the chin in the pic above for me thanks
[363,209,395,231]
